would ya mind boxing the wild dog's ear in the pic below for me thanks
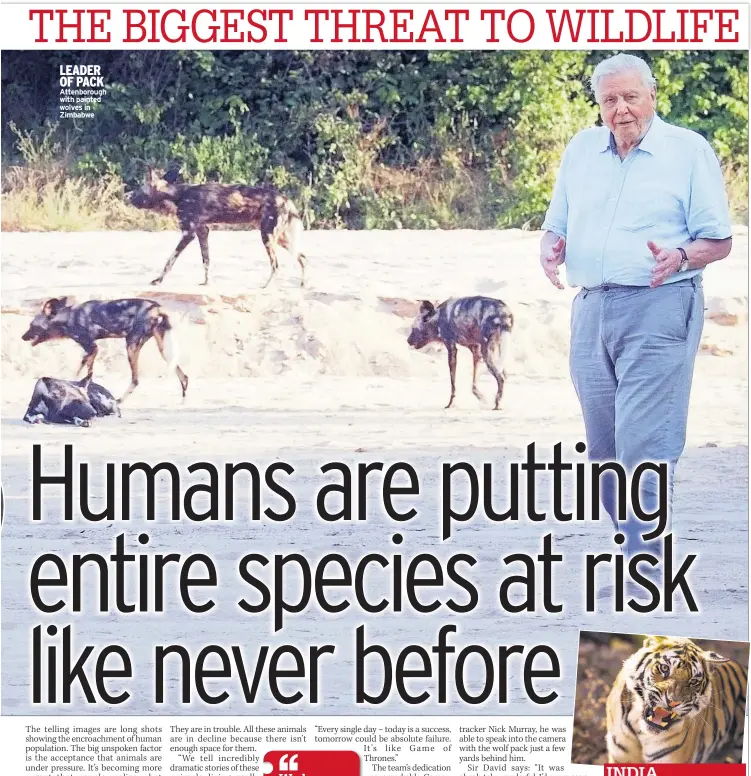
[643,636,669,649]
[42,297,68,318]
[146,166,160,185]
[75,375,93,390]
[163,166,181,184]
[419,300,436,316]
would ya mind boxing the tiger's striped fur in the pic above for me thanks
[606,636,748,764]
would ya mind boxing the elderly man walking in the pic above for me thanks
[540,54,732,564]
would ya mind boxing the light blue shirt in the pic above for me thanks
[542,114,732,288]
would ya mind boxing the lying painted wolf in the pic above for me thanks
[129,167,307,288]
[21,296,188,403]
[23,376,120,426]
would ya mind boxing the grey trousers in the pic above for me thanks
[569,277,704,556]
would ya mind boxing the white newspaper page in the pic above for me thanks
[0,2,748,775]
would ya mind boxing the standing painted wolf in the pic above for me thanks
[21,297,188,403]
[129,167,307,288]
[24,376,121,426]
[407,296,514,410]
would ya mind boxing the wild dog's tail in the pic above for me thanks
[489,309,514,373]
[496,328,512,374]
[154,309,189,398]
[288,210,304,257]
[283,199,307,287]
[155,311,180,369]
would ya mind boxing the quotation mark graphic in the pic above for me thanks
[263,750,360,775]
[261,754,298,775]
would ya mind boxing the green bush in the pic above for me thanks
[2,51,747,230]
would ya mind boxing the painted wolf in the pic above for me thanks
[129,167,306,287]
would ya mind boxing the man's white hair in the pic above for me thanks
[590,54,656,99]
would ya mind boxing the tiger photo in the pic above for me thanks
[572,632,749,765]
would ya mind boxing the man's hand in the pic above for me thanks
[541,235,566,290]
[648,241,682,288]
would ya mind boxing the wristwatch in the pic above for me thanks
[677,247,690,272]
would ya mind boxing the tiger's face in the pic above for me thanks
[624,636,730,733]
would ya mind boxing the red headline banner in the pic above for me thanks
[604,765,747,776]
[10,4,746,49]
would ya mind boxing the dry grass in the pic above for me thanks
[1,165,174,232]
[1,121,746,232]
[724,163,749,225]
[1,154,497,232]
[3,162,746,232]
[1,122,174,232]
[367,158,497,229]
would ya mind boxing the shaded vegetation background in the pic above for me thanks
[572,632,750,765]
[1,50,747,231]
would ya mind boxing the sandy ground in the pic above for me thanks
[1,228,748,716]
